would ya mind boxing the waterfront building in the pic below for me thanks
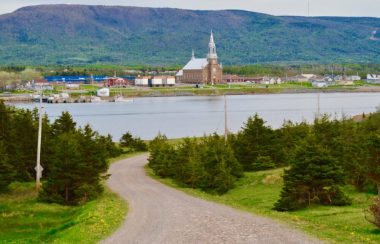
[367,74,380,84]
[135,76,176,87]
[176,31,223,85]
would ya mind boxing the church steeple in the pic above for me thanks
[207,31,218,60]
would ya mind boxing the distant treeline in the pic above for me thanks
[223,63,380,78]
[149,111,380,227]
[2,63,380,79]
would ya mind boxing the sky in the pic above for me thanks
[1,0,379,17]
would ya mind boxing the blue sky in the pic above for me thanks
[1,0,379,17]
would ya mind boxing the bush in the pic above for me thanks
[148,134,175,178]
[252,155,275,171]
[148,134,242,194]
[120,132,147,152]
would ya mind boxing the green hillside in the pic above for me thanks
[0,5,379,65]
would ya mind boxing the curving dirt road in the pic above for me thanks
[103,154,322,244]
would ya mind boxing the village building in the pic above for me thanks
[289,74,319,82]
[135,76,176,87]
[222,75,263,83]
[176,31,223,85]
[104,77,132,87]
[367,74,380,84]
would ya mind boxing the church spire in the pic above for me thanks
[207,30,218,60]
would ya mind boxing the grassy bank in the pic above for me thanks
[147,167,380,243]
[0,182,127,243]
[0,153,139,243]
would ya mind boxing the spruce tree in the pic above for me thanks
[199,134,242,193]
[0,141,15,193]
[40,120,110,205]
[120,131,147,152]
[232,114,276,171]
[148,134,176,177]
[174,138,205,187]
[52,111,76,135]
[274,136,351,211]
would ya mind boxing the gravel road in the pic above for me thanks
[103,154,322,244]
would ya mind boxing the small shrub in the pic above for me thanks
[120,132,147,152]
[253,155,275,171]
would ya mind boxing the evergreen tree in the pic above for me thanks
[277,121,310,165]
[52,111,76,135]
[335,118,373,191]
[274,136,351,211]
[120,131,147,152]
[98,134,122,158]
[148,134,242,194]
[232,114,277,171]
[40,120,109,205]
[0,141,15,193]
[148,134,176,177]
[120,132,134,147]
[199,134,242,194]
[0,101,13,143]
[40,132,82,204]
[174,138,205,187]
[10,109,38,181]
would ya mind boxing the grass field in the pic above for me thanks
[148,167,380,243]
[0,182,127,243]
[0,152,141,243]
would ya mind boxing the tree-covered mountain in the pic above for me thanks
[0,4,379,65]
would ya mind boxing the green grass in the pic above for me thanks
[147,167,380,243]
[0,152,140,243]
[0,182,127,243]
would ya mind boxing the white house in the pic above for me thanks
[135,76,176,87]
[134,77,150,86]
[312,77,336,88]
[346,75,361,81]
[151,77,163,86]
[165,77,176,86]
[367,74,380,84]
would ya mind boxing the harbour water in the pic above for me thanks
[13,93,380,140]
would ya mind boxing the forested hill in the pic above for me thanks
[0,4,380,65]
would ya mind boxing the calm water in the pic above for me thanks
[13,93,380,140]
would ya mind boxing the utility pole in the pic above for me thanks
[317,93,320,119]
[35,84,44,191]
[224,95,228,143]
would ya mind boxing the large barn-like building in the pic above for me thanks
[176,32,223,85]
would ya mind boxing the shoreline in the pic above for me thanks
[1,86,380,102]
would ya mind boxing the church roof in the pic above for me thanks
[183,58,208,70]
